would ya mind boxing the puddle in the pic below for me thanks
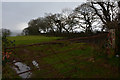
[12,60,40,78]
[12,60,32,78]
[32,60,40,70]
[116,54,119,58]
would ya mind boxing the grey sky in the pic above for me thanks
[2,2,83,33]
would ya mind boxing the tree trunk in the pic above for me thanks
[115,24,120,55]
[115,1,120,55]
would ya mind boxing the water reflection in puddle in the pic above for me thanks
[12,60,32,78]
[32,60,40,70]
[12,60,40,78]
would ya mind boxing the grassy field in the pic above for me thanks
[2,36,120,78]
[7,35,62,46]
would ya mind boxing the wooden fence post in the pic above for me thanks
[109,29,115,49]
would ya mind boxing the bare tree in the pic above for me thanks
[45,13,70,33]
[74,3,100,33]
[88,1,118,30]
[61,8,79,33]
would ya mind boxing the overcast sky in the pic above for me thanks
[2,2,84,33]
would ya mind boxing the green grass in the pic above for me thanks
[3,36,120,78]
[2,64,21,79]
[7,35,62,46]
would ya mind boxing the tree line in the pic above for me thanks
[22,1,119,35]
